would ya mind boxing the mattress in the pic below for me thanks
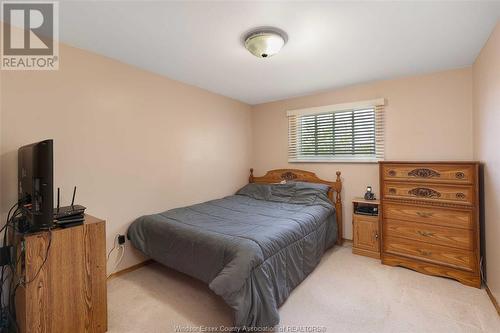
[128,182,337,328]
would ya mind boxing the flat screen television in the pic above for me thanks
[18,139,54,231]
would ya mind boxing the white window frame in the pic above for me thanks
[287,98,385,163]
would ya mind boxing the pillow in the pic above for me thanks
[236,183,272,201]
[284,182,331,206]
[269,183,296,199]
[237,181,332,208]
[288,181,330,194]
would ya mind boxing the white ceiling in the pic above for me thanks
[59,1,500,105]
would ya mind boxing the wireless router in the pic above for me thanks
[54,186,86,227]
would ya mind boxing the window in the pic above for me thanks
[288,99,385,162]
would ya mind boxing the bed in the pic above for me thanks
[128,169,343,328]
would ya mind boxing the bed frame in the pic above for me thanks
[249,168,343,245]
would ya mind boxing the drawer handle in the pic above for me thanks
[408,168,440,178]
[417,230,435,237]
[388,170,396,177]
[388,188,397,195]
[416,211,433,218]
[455,172,465,179]
[408,187,441,198]
[456,192,466,199]
[418,249,432,256]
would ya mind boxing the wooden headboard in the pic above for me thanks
[249,168,343,245]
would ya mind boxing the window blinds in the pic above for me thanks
[287,99,385,162]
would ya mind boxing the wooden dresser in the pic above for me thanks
[15,215,107,332]
[379,162,481,288]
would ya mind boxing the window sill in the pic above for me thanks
[289,158,382,164]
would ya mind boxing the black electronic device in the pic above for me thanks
[56,213,84,222]
[355,205,379,216]
[53,206,86,219]
[55,216,85,228]
[12,215,30,234]
[0,246,12,267]
[54,186,86,220]
[118,235,126,245]
[364,186,376,200]
[58,221,84,228]
[18,139,54,231]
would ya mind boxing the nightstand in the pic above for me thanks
[352,197,380,259]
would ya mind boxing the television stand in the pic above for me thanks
[13,214,107,332]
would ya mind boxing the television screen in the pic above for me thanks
[18,139,54,230]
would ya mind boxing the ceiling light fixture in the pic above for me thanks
[244,28,287,58]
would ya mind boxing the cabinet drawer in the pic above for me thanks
[384,236,475,271]
[383,219,473,250]
[381,164,475,184]
[383,182,474,205]
[383,203,472,229]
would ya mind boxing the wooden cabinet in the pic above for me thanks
[379,162,481,288]
[15,215,107,332]
[352,198,380,259]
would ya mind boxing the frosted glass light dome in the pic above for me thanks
[244,29,287,58]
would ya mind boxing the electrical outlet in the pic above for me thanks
[118,234,126,245]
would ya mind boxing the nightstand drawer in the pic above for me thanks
[383,219,473,250]
[384,236,475,271]
[383,203,473,229]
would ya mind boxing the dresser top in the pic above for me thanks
[379,161,480,165]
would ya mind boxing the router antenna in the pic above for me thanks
[71,186,76,207]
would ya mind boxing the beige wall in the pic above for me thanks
[251,68,474,240]
[0,28,488,280]
[473,23,500,301]
[0,43,252,271]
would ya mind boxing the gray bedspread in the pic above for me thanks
[128,182,337,328]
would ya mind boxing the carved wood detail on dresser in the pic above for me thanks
[379,162,481,288]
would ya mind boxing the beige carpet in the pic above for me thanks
[107,245,500,332]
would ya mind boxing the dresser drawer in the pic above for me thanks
[383,203,473,229]
[383,182,474,205]
[383,219,473,250]
[384,236,475,271]
[381,164,475,184]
